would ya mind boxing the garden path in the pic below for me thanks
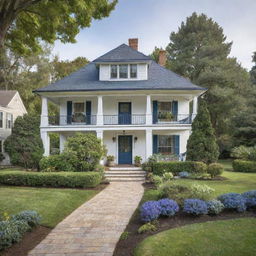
[28,182,144,256]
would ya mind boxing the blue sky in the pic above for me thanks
[53,0,256,70]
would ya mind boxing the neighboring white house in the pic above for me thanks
[0,90,27,165]
[35,39,206,165]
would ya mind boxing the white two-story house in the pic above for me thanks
[0,90,27,165]
[35,39,206,165]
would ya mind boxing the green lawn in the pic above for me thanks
[135,218,256,256]
[0,185,99,227]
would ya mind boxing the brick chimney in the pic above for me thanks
[128,38,138,51]
[158,50,167,66]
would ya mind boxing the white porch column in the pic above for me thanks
[96,130,104,165]
[97,95,103,125]
[145,129,153,160]
[40,97,49,127]
[59,134,66,153]
[146,95,152,125]
[192,96,198,120]
[41,131,50,156]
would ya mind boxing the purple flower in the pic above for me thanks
[218,193,246,212]
[140,201,161,222]
[183,199,208,215]
[158,198,179,217]
[242,190,256,208]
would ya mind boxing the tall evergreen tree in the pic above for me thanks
[186,99,219,163]
[250,51,256,85]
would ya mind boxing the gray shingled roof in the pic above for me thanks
[35,44,206,93]
[0,90,17,107]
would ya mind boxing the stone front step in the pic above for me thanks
[108,177,146,182]
[109,167,142,171]
[105,171,146,175]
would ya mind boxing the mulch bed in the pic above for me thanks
[114,184,256,256]
[0,226,51,256]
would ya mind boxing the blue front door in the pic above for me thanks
[118,135,132,164]
[118,102,131,124]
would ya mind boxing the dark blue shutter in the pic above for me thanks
[153,101,158,124]
[86,101,92,124]
[153,135,158,154]
[172,101,178,120]
[67,101,72,124]
[174,135,180,155]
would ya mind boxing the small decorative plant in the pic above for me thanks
[134,156,142,167]
[206,200,224,215]
[183,199,208,216]
[140,201,161,223]
[106,155,115,167]
[242,190,256,208]
[217,193,247,212]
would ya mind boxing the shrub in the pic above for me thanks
[242,190,256,208]
[39,154,75,172]
[162,172,173,181]
[11,211,41,227]
[140,201,161,223]
[178,171,190,178]
[231,146,256,161]
[232,160,256,173]
[158,199,179,217]
[207,163,224,178]
[190,184,215,200]
[218,193,247,212]
[120,231,130,240]
[206,200,224,215]
[183,199,208,215]
[151,161,207,176]
[0,171,102,188]
[152,175,163,187]
[138,223,157,234]
[4,115,43,169]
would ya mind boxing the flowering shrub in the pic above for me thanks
[242,190,256,208]
[218,193,247,212]
[152,175,163,187]
[158,199,179,217]
[206,200,224,215]
[178,171,190,178]
[140,201,161,222]
[190,184,215,200]
[183,199,208,215]
[162,172,173,181]
[11,211,41,227]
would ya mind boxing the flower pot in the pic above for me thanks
[107,160,115,167]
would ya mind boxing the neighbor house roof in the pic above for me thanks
[0,90,17,107]
[34,44,206,93]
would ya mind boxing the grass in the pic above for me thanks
[0,185,99,228]
[134,218,256,256]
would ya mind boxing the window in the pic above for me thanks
[158,102,172,121]
[0,140,2,153]
[130,64,137,78]
[158,135,174,154]
[110,65,117,78]
[73,103,85,123]
[119,64,128,78]
[0,112,3,128]
[6,113,13,129]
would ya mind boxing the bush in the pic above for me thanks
[152,175,163,187]
[11,211,41,227]
[4,115,43,169]
[120,231,130,240]
[232,160,256,173]
[178,171,190,178]
[190,184,215,200]
[183,199,208,215]
[0,171,102,188]
[206,200,224,215]
[231,146,256,161]
[140,201,161,223]
[162,172,173,181]
[151,161,207,176]
[218,193,247,212]
[207,163,224,178]
[158,199,179,217]
[138,222,157,234]
[242,190,256,208]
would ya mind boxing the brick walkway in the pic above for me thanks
[29,182,144,256]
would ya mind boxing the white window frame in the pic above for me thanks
[72,102,86,123]
[0,112,3,128]
[110,64,138,80]
[158,135,174,154]
[6,113,13,129]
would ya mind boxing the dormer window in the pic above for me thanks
[110,65,118,79]
[119,64,128,78]
[130,64,137,78]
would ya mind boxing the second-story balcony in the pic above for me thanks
[45,113,193,126]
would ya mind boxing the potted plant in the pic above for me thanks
[134,156,142,167]
[106,155,115,167]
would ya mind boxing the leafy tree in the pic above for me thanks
[4,114,44,169]
[0,0,117,55]
[186,99,219,163]
[250,51,256,84]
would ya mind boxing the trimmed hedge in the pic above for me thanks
[0,171,102,188]
[150,161,207,176]
[232,160,256,173]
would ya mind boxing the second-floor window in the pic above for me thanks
[110,65,118,78]
[0,112,3,128]
[119,64,128,78]
[73,102,85,123]
[6,113,13,129]
[130,64,137,78]
[158,102,172,121]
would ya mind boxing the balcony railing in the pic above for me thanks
[45,114,193,126]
